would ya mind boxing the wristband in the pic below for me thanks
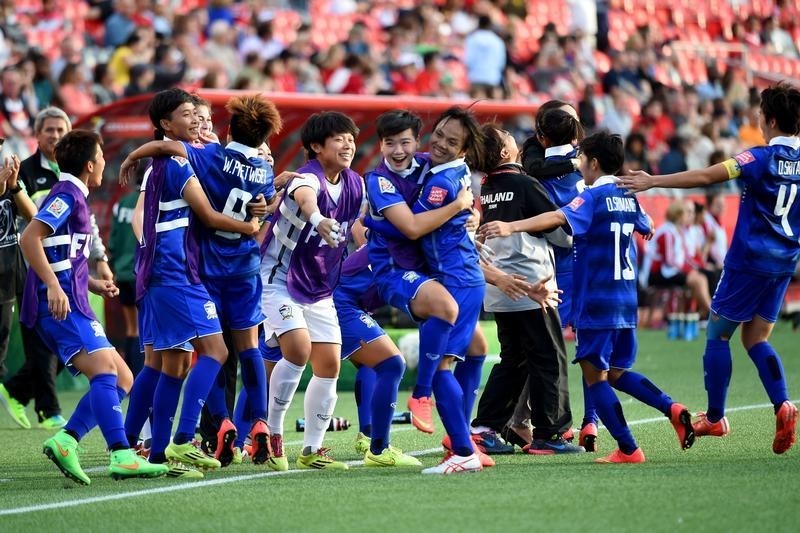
[309,211,325,228]
[10,184,22,194]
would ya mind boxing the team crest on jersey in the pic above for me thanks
[734,151,755,166]
[45,197,68,218]
[402,271,420,283]
[204,300,218,320]
[170,155,189,166]
[90,321,105,338]
[358,313,376,328]
[279,304,293,320]
[427,186,447,205]
[378,176,396,194]
[567,196,585,210]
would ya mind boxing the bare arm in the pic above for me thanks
[294,185,340,247]
[618,164,730,193]
[119,141,188,184]
[20,220,70,320]
[479,210,567,239]
[381,184,473,240]
[182,178,260,235]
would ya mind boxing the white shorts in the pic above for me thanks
[261,283,342,344]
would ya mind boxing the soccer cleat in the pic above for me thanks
[215,418,237,467]
[421,452,482,474]
[249,420,271,465]
[166,441,221,470]
[692,411,730,438]
[165,462,204,479]
[669,403,695,450]
[232,447,244,464]
[595,447,646,464]
[562,427,575,441]
[441,435,495,467]
[579,423,598,452]
[773,401,798,455]
[523,436,585,455]
[266,434,288,471]
[296,448,349,470]
[354,432,371,455]
[0,384,31,429]
[134,441,151,459]
[407,396,435,434]
[43,430,90,485]
[38,414,67,429]
[109,449,169,479]
[365,447,422,467]
[471,430,514,455]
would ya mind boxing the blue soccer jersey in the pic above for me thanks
[561,176,650,329]
[183,141,275,279]
[722,137,800,276]
[412,159,482,288]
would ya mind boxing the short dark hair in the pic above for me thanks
[148,88,194,140]
[431,106,486,171]
[535,99,574,122]
[760,82,800,136]
[301,111,359,159]
[537,108,584,147]
[478,123,505,173]
[190,93,211,110]
[55,130,102,176]
[226,94,282,147]
[376,110,423,140]
[579,130,624,175]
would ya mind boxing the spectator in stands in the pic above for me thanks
[123,63,155,97]
[92,63,118,106]
[238,19,284,62]
[105,0,138,48]
[658,135,688,175]
[623,131,653,174]
[204,19,241,87]
[415,51,442,97]
[30,51,56,109]
[600,85,634,138]
[51,35,85,82]
[152,43,188,91]
[0,66,36,160]
[108,28,155,89]
[57,63,98,120]
[739,98,766,146]
[464,15,506,99]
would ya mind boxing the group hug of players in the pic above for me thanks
[20,81,800,484]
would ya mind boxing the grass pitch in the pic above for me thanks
[1,324,799,532]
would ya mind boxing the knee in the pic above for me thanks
[378,354,406,376]
[469,332,489,356]
[607,369,625,385]
[116,364,134,392]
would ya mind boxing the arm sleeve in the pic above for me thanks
[181,142,217,182]
[634,202,651,235]
[362,214,407,239]
[34,193,74,233]
[561,191,595,238]
[286,173,320,197]
[365,173,408,214]
[414,173,457,213]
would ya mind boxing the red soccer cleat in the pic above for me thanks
[579,423,598,452]
[669,403,695,450]
[407,396,435,434]
[249,419,272,465]
[595,448,646,464]
[693,411,730,437]
[773,401,798,455]
[215,418,237,467]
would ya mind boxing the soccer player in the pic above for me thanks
[119,89,261,474]
[619,82,800,454]
[19,130,168,484]
[260,111,366,470]
[480,130,695,463]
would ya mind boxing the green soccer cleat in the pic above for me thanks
[166,441,221,470]
[266,434,288,471]
[43,430,90,485]
[39,414,67,429]
[109,449,169,479]
[296,448,349,470]
[354,432,371,455]
[165,462,204,479]
[232,447,244,465]
[364,447,422,467]
[0,384,31,429]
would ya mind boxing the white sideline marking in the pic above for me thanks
[1,400,794,517]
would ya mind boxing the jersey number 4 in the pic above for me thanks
[611,222,635,281]
[775,184,797,237]
[217,187,253,239]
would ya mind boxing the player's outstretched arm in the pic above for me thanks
[119,141,189,185]
[20,220,70,320]
[183,178,260,236]
[294,185,341,248]
[382,183,473,240]
[479,210,567,239]
[480,262,533,301]
[618,163,729,193]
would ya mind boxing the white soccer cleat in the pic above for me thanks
[421,452,482,475]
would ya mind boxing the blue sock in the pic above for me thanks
[369,356,405,455]
[355,365,376,436]
[174,355,222,444]
[589,381,637,455]
[703,339,733,423]
[124,365,160,446]
[453,355,485,421]
[413,317,453,399]
[582,378,598,427]
[89,374,128,450]
[748,341,789,409]
[204,363,229,426]
[233,388,251,448]
[239,348,267,421]
[66,386,126,441]
[612,371,673,415]
[151,373,183,457]
[432,370,472,457]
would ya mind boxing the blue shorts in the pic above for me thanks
[259,337,283,363]
[205,275,265,330]
[143,284,222,351]
[338,304,386,359]
[37,312,114,376]
[574,328,637,371]
[556,271,573,327]
[376,269,434,321]
[712,268,792,324]
[138,299,192,352]
[444,284,486,360]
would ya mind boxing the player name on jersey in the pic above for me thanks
[222,156,269,184]
[777,160,800,176]
[605,196,638,213]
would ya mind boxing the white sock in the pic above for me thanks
[267,359,305,436]
[303,375,338,453]
[140,418,152,443]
